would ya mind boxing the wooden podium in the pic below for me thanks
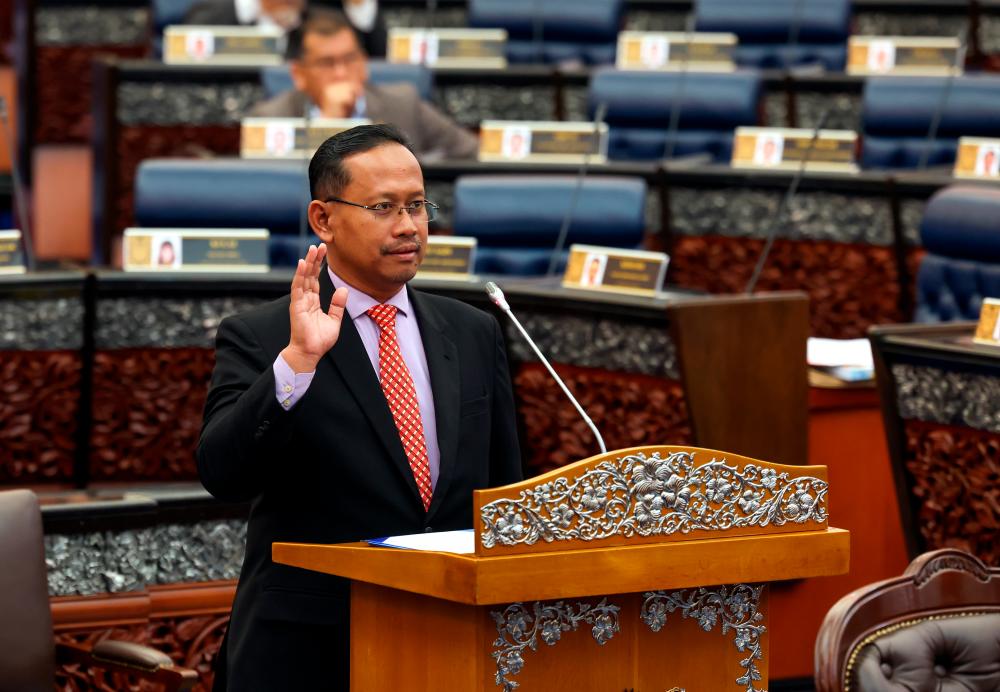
[274,445,849,691]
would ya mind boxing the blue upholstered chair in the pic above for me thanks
[260,61,435,101]
[861,76,1000,169]
[588,68,761,162]
[452,175,648,276]
[694,0,850,71]
[468,0,623,65]
[915,185,1000,322]
[134,159,314,268]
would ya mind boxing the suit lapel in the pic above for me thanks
[319,269,425,508]
[409,290,461,521]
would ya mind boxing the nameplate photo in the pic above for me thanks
[973,298,1000,346]
[416,236,477,279]
[241,118,373,158]
[562,244,669,297]
[732,127,859,173]
[164,26,284,65]
[123,229,270,272]
[387,28,507,69]
[0,230,25,275]
[479,121,609,164]
[847,36,963,76]
[616,31,737,71]
[953,137,1000,180]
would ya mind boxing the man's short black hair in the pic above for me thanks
[309,124,413,200]
[286,8,359,61]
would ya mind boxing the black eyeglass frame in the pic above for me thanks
[323,196,439,221]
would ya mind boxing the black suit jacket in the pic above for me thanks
[198,270,521,689]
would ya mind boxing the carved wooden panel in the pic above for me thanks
[0,350,80,484]
[89,348,214,481]
[35,46,146,144]
[513,363,693,476]
[903,419,1000,565]
[114,125,242,234]
[669,235,920,339]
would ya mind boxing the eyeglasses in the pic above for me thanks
[324,197,439,223]
[301,51,363,71]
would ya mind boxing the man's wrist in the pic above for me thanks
[280,346,319,374]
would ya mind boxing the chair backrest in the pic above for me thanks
[815,549,1000,692]
[468,0,623,65]
[260,61,434,101]
[134,158,315,267]
[588,68,761,161]
[862,76,1000,169]
[915,185,1000,322]
[151,0,202,34]
[452,174,647,275]
[0,489,55,692]
[694,0,850,70]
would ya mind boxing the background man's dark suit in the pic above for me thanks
[198,268,522,689]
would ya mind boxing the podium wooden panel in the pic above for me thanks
[273,446,850,691]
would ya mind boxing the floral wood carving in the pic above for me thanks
[903,420,1000,565]
[89,348,215,481]
[513,363,692,476]
[0,350,80,484]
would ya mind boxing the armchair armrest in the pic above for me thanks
[57,640,199,691]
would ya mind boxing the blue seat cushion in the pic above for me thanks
[695,0,851,43]
[469,0,623,42]
[474,249,569,276]
[920,186,1000,262]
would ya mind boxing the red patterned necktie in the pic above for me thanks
[366,304,433,511]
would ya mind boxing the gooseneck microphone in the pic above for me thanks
[917,26,968,170]
[744,105,834,294]
[0,96,35,271]
[485,281,608,454]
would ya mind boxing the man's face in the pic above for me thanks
[321,143,428,300]
[291,29,368,105]
[260,0,305,29]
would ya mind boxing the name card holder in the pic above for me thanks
[0,230,25,275]
[416,236,477,280]
[974,298,1000,346]
[847,36,963,76]
[732,127,859,174]
[562,244,669,297]
[616,31,737,72]
[387,28,507,69]
[164,25,284,66]
[123,229,270,272]
[241,117,373,158]
[479,121,609,165]
[953,137,1000,180]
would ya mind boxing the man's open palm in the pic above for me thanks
[283,244,348,373]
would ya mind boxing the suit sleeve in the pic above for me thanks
[415,98,479,160]
[197,314,300,502]
[489,314,524,486]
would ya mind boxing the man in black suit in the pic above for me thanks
[198,124,522,690]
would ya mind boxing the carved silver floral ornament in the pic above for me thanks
[480,450,827,548]
[642,585,766,692]
[491,599,621,691]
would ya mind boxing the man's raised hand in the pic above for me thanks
[280,244,349,373]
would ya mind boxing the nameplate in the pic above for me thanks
[387,28,507,69]
[847,36,963,76]
[0,230,25,275]
[164,26,284,65]
[562,245,669,297]
[417,236,476,279]
[732,127,859,173]
[974,298,1000,346]
[479,121,608,164]
[953,137,1000,179]
[241,118,372,158]
[616,31,737,71]
[123,229,270,272]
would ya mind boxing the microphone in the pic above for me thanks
[485,281,608,454]
[0,96,35,271]
[298,98,314,253]
[426,0,437,30]
[744,105,834,294]
[531,0,544,63]
[917,27,968,170]
[663,14,696,161]
[544,101,608,277]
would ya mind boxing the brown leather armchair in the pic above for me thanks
[815,548,1000,691]
[0,488,198,691]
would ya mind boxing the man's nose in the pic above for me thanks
[392,209,419,235]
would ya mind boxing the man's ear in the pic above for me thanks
[308,200,335,244]
[289,60,307,92]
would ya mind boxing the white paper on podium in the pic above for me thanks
[367,529,475,554]
[807,337,875,382]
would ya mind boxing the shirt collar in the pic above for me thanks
[234,0,259,25]
[327,265,410,321]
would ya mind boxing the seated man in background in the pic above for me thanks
[250,9,477,160]
[184,0,386,55]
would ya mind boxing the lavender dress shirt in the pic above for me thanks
[272,267,441,489]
